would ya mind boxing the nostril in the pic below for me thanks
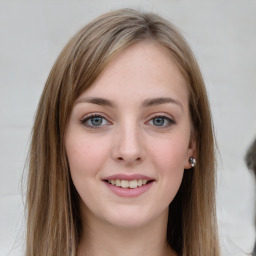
[116,156,142,163]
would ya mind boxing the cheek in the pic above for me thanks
[65,134,110,177]
[65,134,111,205]
[149,137,188,202]
[149,136,189,173]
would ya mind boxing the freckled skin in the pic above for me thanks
[65,43,196,230]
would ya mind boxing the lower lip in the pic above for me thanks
[104,181,154,197]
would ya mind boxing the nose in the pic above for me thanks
[111,123,145,165]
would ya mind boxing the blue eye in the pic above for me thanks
[81,115,110,128]
[90,116,103,126]
[153,117,165,126]
[149,116,175,127]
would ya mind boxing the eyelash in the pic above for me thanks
[80,114,111,129]
[80,113,175,129]
[147,115,176,128]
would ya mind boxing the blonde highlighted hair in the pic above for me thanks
[26,8,220,256]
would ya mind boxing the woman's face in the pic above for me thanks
[65,43,195,229]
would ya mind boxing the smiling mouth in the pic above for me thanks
[105,179,153,189]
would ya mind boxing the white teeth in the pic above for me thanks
[129,180,137,188]
[107,179,150,189]
[120,180,129,188]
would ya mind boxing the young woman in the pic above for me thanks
[25,8,220,256]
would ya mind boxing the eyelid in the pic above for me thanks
[147,112,175,121]
[80,112,112,128]
[146,113,176,127]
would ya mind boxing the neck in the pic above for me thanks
[77,206,177,256]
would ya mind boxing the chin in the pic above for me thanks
[101,205,167,229]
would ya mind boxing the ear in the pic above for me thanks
[184,135,197,170]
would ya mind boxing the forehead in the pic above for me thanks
[78,42,188,106]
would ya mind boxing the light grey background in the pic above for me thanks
[0,1,256,255]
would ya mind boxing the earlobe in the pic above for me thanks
[184,137,196,169]
[184,156,196,169]
[189,157,196,167]
[184,155,196,169]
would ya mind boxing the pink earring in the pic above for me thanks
[189,157,196,168]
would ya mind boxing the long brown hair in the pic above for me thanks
[25,8,219,256]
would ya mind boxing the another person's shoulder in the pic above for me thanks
[245,137,256,172]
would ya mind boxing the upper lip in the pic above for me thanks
[102,174,155,181]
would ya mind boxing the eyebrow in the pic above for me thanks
[142,97,183,111]
[75,97,116,107]
[75,97,183,111]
